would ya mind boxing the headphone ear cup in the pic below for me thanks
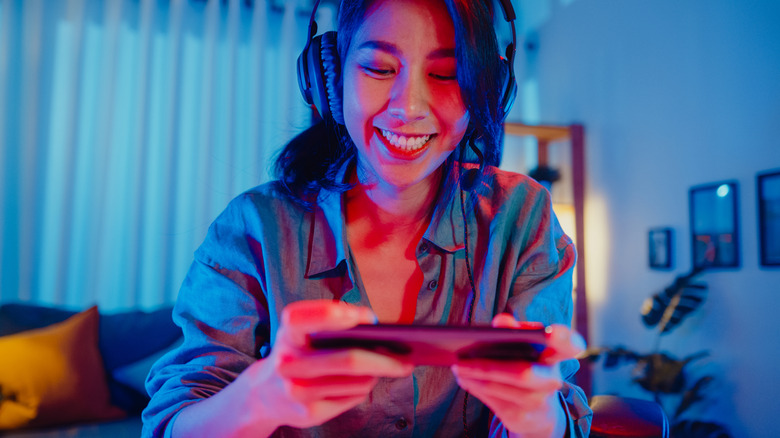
[298,31,342,124]
[319,31,343,125]
[499,55,517,120]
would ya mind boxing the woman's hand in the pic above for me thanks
[172,300,413,438]
[451,314,584,438]
[239,300,414,432]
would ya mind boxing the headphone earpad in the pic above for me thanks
[319,31,343,125]
[298,30,342,124]
[499,55,517,120]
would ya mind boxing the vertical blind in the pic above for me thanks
[0,0,331,311]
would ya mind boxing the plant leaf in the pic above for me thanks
[674,375,715,419]
[642,269,708,333]
[632,352,689,394]
[641,285,677,327]
[657,273,708,334]
[603,346,640,369]
[578,347,605,363]
[580,346,642,369]
[658,285,707,333]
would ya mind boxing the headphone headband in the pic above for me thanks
[297,0,323,106]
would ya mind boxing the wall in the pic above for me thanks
[509,0,780,436]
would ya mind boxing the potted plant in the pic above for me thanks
[583,267,732,437]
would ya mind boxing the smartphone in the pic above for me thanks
[307,323,548,366]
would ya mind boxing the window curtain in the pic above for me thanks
[0,0,331,311]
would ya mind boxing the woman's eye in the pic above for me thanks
[431,73,457,81]
[362,66,394,77]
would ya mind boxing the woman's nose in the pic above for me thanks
[387,70,430,122]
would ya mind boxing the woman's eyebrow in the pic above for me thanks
[356,40,456,60]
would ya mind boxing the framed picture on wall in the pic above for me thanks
[689,181,740,269]
[758,170,780,267]
[648,228,673,269]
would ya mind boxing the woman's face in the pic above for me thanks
[342,0,469,191]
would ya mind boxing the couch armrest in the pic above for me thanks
[590,395,669,438]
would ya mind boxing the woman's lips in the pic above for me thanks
[375,127,436,159]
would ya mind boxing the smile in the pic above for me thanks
[379,129,433,151]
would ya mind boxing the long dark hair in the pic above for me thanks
[274,0,505,209]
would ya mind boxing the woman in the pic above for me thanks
[143,0,591,436]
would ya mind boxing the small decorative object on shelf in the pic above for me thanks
[757,169,780,267]
[528,165,561,192]
[649,227,673,270]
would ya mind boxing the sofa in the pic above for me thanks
[0,303,182,437]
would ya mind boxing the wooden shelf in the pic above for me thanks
[504,122,572,142]
[504,121,591,396]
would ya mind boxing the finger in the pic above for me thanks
[281,300,377,346]
[539,324,586,365]
[287,394,370,429]
[461,388,557,435]
[491,313,521,328]
[285,375,379,402]
[491,314,546,330]
[454,375,551,409]
[278,348,413,378]
[461,386,533,422]
[452,361,561,391]
[303,394,370,423]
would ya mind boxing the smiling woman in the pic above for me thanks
[142,1,591,437]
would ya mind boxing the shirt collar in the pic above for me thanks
[305,165,351,279]
[304,162,467,278]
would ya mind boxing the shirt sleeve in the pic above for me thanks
[141,194,271,438]
[489,182,592,437]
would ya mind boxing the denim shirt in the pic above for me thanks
[142,165,592,437]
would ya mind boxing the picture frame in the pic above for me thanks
[758,170,780,267]
[689,181,740,269]
[648,227,673,269]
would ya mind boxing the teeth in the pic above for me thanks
[380,129,432,151]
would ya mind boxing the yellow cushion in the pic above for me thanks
[0,306,125,429]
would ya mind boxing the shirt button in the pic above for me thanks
[427,280,438,290]
[395,418,408,430]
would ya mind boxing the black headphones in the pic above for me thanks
[297,0,518,126]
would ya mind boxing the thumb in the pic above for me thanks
[539,324,586,365]
[280,300,377,347]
